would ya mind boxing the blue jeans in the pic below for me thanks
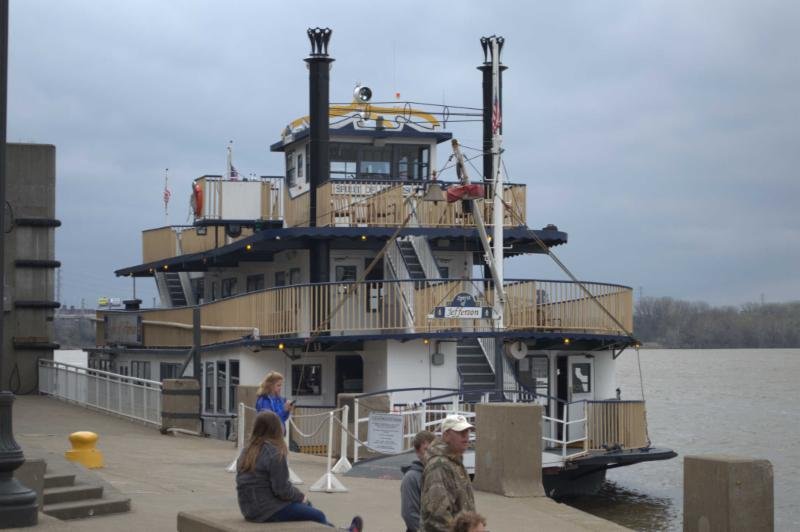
[268,502,330,526]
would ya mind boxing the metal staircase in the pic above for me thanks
[164,271,187,306]
[397,240,426,281]
[456,338,496,401]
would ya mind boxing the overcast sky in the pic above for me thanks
[9,0,800,309]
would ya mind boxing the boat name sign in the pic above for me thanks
[433,292,493,319]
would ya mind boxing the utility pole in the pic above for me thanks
[0,1,39,526]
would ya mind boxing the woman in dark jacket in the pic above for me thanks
[236,411,327,524]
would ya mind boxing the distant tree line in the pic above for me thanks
[634,297,800,348]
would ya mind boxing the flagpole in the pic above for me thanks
[490,38,504,331]
[227,140,233,179]
[164,168,169,225]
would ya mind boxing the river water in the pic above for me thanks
[563,348,800,531]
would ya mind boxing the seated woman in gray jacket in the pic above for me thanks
[236,411,328,525]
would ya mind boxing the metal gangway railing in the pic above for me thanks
[352,387,589,463]
[38,359,163,426]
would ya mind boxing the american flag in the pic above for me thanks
[491,94,502,134]
[163,186,172,206]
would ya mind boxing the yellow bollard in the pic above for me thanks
[64,431,104,469]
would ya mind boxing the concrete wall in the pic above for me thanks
[472,403,544,497]
[3,143,58,393]
[684,455,773,532]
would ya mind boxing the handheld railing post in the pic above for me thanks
[332,405,351,474]
[562,405,569,460]
[353,399,360,464]
[310,410,347,493]
[237,402,246,449]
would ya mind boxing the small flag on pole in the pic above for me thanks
[491,94,501,134]
[163,168,171,223]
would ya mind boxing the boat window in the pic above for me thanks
[518,355,549,399]
[572,363,591,393]
[191,278,205,303]
[335,265,357,283]
[329,142,430,180]
[419,146,429,178]
[228,360,240,414]
[289,267,301,285]
[274,271,286,287]
[131,360,151,380]
[160,362,181,380]
[330,144,358,179]
[204,362,214,412]
[396,145,428,180]
[296,152,304,180]
[360,145,392,178]
[216,361,226,413]
[286,149,296,187]
[292,364,322,396]
[221,277,237,298]
[246,274,265,292]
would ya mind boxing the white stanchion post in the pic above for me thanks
[452,394,459,414]
[226,402,247,473]
[287,415,303,485]
[353,399,360,464]
[332,405,351,474]
[310,411,347,493]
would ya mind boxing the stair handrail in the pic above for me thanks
[477,337,496,374]
[385,242,416,325]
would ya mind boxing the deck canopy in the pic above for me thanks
[116,225,567,277]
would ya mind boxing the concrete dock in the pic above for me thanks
[10,395,628,531]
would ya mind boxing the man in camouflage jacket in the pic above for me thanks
[419,414,476,532]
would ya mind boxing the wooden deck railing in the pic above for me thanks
[314,179,527,228]
[585,400,648,450]
[97,279,632,348]
[141,226,254,263]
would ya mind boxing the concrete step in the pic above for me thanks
[43,496,131,520]
[44,473,75,489]
[457,347,481,353]
[461,374,495,385]
[44,483,104,505]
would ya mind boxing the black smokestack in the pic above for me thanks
[305,27,333,228]
[478,36,506,183]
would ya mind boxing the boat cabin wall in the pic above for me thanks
[111,351,190,382]
[384,339,458,405]
[431,251,472,279]
[201,250,309,302]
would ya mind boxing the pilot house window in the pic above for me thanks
[329,142,430,180]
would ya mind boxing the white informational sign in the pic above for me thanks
[367,413,404,454]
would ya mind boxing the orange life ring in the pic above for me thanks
[191,183,204,217]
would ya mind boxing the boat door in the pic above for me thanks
[567,355,594,442]
[331,258,363,334]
